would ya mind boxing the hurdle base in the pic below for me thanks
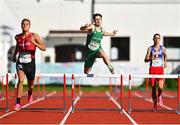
[22,107,66,112]
[74,107,120,112]
[131,108,176,113]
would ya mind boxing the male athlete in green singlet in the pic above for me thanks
[80,13,118,74]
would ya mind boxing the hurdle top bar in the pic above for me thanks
[2,73,179,79]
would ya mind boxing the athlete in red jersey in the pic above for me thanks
[12,18,46,111]
[144,33,167,111]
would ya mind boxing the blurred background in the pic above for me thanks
[0,0,180,85]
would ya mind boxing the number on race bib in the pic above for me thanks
[19,53,32,63]
[152,59,163,67]
[88,41,100,51]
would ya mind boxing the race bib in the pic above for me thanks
[88,41,100,51]
[152,58,163,67]
[19,53,32,63]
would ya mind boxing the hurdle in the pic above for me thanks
[128,74,180,114]
[0,73,10,112]
[0,76,5,100]
[1,73,67,113]
[0,73,15,112]
[71,73,124,113]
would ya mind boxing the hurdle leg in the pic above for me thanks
[63,74,66,113]
[177,76,180,114]
[109,77,112,93]
[120,74,123,113]
[1,76,4,99]
[71,74,75,113]
[37,78,40,98]
[115,78,118,99]
[78,79,81,96]
[145,78,149,98]
[5,73,9,112]
[128,75,132,114]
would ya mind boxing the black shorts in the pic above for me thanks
[16,59,36,80]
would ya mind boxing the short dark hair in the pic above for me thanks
[93,13,102,20]
[153,33,161,39]
[21,18,31,25]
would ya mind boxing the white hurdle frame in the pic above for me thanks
[70,73,124,113]
[1,73,67,113]
[127,74,180,114]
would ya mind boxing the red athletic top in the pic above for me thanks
[16,33,36,58]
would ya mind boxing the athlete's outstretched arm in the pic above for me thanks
[103,30,118,36]
[80,23,93,32]
[32,33,46,51]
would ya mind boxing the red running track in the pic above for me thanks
[0,91,180,124]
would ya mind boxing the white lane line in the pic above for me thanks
[59,95,81,125]
[60,92,83,125]
[134,92,173,110]
[106,91,138,125]
[0,91,56,119]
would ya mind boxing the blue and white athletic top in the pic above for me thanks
[150,45,164,67]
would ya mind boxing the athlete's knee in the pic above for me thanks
[18,79,24,85]
[158,81,164,89]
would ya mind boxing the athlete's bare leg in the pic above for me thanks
[152,83,157,106]
[98,50,114,74]
[17,70,25,98]
[98,50,110,65]
[158,80,164,97]
[157,80,164,105]
[14,70,25,110]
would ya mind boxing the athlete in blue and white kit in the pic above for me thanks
[144,33,167,110]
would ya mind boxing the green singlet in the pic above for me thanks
[84,26,104,68]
